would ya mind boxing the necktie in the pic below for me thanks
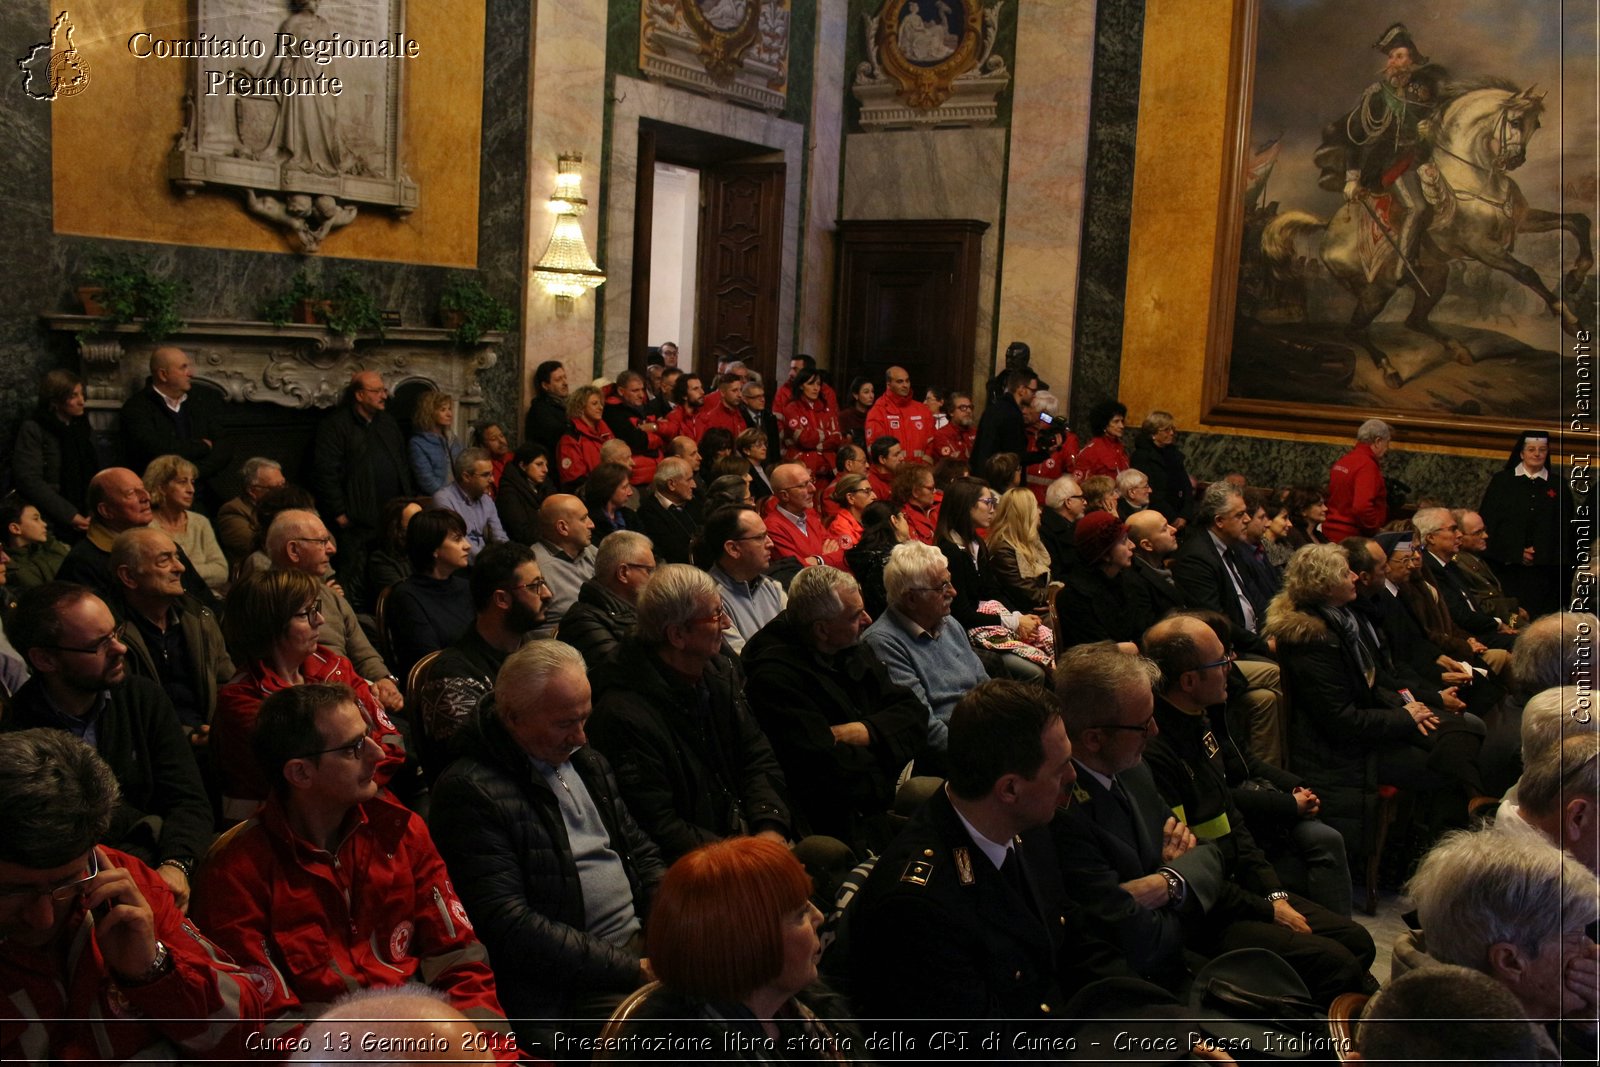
[1001,848,1039,918]
[1221,548,1258,631]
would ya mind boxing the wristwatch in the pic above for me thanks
[159,858,194,878]
[117,940,173,987]
[1157,868,1184,907]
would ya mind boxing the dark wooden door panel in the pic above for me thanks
[833,219,989,398]
[697,162,784,383]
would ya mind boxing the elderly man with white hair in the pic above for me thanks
[1114,467,1152,520]
[1324,417,1392,540]
[1405,828,1599,1059]
[861,540,991,764]
[429,640,664,1026]
[742,566,929,852]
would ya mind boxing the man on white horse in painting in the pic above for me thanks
[1321,23,1447,285]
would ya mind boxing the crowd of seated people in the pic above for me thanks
[2,350,1592,1058]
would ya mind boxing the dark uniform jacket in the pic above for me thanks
[741,613,928,851]
[429,703,664,1021]
[589,639,791,862]
[849,788,1128,1020]
[4,675,211,869]
[1052,761,1224,982]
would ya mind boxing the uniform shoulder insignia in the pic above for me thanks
[1071,784,1091,805]
[901,857,935,886]
[1201,730,1220,760]
[952,846,974,886]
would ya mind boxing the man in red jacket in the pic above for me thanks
[1325,418,1392,540]
[696,369,752,441]
[929,391,976,460]
[0,729,263,1062]
[193,684,510,1050]
[865,365,935,462]
[767,463,847,569]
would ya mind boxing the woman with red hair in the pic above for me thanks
[624,837,854,1057]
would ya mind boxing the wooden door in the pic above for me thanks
[627,127,658,373]
[696,162,785,384]
[833,219,989,398]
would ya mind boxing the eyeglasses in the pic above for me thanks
[978,495,999,507]
[44,623,127,656]
[291,536,337,549]
[301,730,375,761]
[730,532,772,543]
[0,850,99,904]
[621,563,656,576]
[1193,653,1236,672]
[847,487,874,496]
[291,606,326,625]
[908,580,956,594]
[781,480,816,493]
[507,577,551,595]
[1092,715,1156,735]
[690,606,732,626]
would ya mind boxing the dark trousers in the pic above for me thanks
[1195,891,1377,1006]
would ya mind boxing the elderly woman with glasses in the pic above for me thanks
[214,568,404,824]
[1263,543,1487,860]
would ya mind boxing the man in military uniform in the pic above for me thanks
[1318,23,1446,282]
[847,679,1128,1021]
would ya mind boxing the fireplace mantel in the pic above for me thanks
[44,316,505,437]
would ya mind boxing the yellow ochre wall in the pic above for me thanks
[51,1,482,267]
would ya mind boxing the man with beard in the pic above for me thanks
[929,391,976,460]
[1,583,211,911]
[408,543,553,781]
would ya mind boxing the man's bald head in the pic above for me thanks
[770,462,808,493]
[293,986,491,1065]
[87,467,154,531]
[149,346,194,397]
[537,494,594,552]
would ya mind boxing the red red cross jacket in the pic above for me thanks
[865,393,935,463]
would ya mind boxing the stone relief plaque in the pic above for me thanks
[167,0,419,253]
[640,0,790,113]
[853,0,1011,130]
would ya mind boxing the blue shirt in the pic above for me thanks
[432,482,508,559]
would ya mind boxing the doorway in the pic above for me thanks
[630,119,786,385]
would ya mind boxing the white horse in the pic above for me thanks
[1263,85,1592,388]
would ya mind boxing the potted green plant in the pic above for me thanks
[439,277,514,346]
[262,270,384,337]
[80,254,188,342]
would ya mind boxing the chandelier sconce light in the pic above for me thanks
[532,153,606,309]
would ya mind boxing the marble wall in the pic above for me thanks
[797,0,849,362]
[0,0,531,455]
[993,0,1099,408]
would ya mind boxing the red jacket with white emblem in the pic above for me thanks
[930,422,976,461]
[192,794,510,1052]
[214,648,405,822]
[865,393,935,463]
[556,416,615,490]
[781,397,843,475]
[1,848,264,1062]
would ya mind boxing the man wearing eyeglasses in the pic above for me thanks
[409,543,553,782]
[698,504,786,654]
[193,684,509,1041]
[267,509,405,712]
[1140,615,1377,1006]
[766,462,846,569]
[929,390,976,461]
[2,583,211,913]
[559,531,656,669]
[56,467,220,613]
[0,729,264,1061]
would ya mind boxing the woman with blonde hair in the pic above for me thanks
[556,383,614,490]
[985,487,1052,611]
[144,454,229,594]
[827,473,875,550]
[408,389,463,494]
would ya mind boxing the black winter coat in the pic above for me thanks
[120,384,227,480]
[556,580,636,668]
[429,705,664,1020]
[11,406,99,528]
[588,639,791,862]
[311,405,415,532]
[633,493,697,565]
[741,613,927,850]
[1129,437,1192,524]
[496,461,545,546]
[523,394,569,457]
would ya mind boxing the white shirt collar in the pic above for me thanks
[1514,463,1550,481]
[946,785,1013,872]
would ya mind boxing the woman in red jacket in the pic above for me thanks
[1075,399,1130,481]
[781,369,843,478]
[556,383,614,490]
[214,569,404,822]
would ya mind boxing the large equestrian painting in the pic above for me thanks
[1207,0,1595,442]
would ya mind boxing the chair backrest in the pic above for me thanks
[1326,991,1368,1061]
[406,648,445,695]
[373,584,395,662]
[593,981,660,1058]
[1046,579,1065,637]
